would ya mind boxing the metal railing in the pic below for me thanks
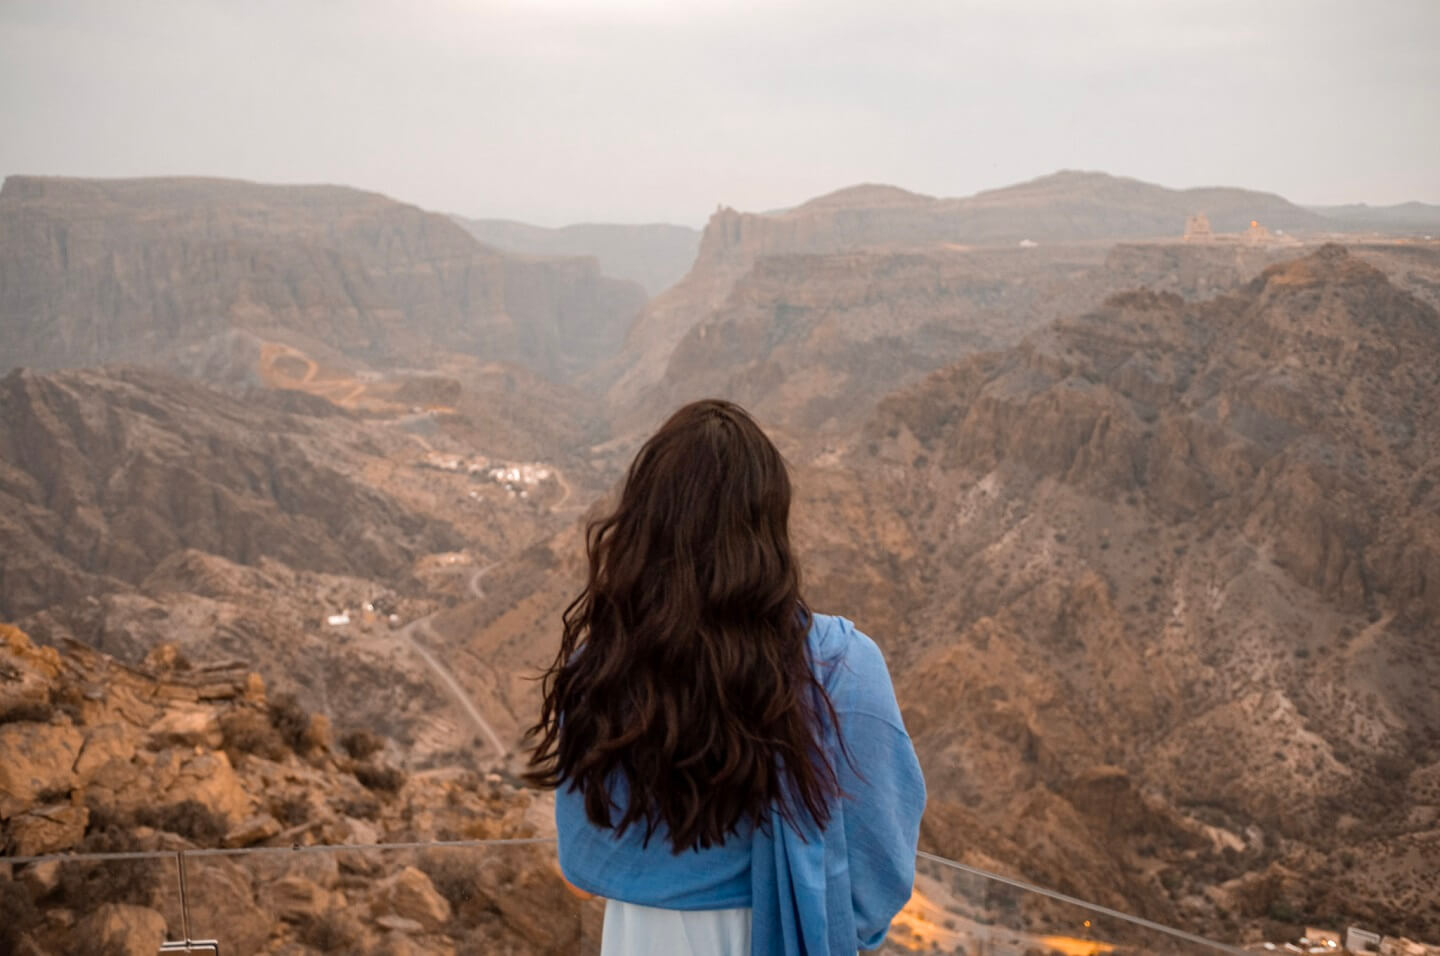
[915,850,1246,954]
[3,838,1243,954]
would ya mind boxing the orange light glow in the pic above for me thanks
[1037,935,1118,956]
[1251,220,1259,228]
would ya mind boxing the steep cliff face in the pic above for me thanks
[636,244,1113,436]
[602,172,1356,422]
[861,245,1440,937]
[625,241,1358,440]
[690,171,1331,274]
[0,176,645,382]
[453,216,700,296]
[0,366,462,620]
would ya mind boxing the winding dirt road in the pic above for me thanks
[395,565,507,760]
[550,469,576,511]
[400,617,507,759]
[468,561,498,600]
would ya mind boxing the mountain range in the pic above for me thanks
[0,175,646,384]
[1,168,1438,951]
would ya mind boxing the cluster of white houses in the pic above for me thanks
[1253,926,1439,955]
[420,451,553,498]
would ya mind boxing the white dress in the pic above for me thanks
[601,899,753,956]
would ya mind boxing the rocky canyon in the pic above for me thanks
[2,170,1438,954]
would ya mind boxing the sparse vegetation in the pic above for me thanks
[57,826,159,910]
[271,793,311,826]
[220,707,287,761]
[298,911,360,951]
[268,693,311,751]
[133,800,230,845]
[354,763,406,793]
[0,695,54,724]
[335,793,382,820]
[340,728,386,760]
[0,877,41,953]
[421,854,485,919]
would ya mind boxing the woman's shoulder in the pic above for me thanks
[806,613,898,713]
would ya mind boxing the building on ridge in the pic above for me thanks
[1183,213,1213,241]
[1244,219,1272,244]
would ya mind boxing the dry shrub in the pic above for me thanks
[420,854,490,923]
[0,877,41,953]
[220,708,286,761]
[335,793,381,820]
[270,794,311,827]
[267,693,311,751]
[57,827,159,910]
[353,763,406,793]
[298,911,360,951]
[134,800,229,846]
[339,728,385,760]
[0,695,54,724]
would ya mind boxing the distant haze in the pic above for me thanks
[2,0,1437,225]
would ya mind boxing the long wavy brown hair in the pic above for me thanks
[524,399,843,852]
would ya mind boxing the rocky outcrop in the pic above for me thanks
[860,245,1440,939]
[631,243,1121,436]
[71,903,168,956]
[0,625,574,954]
[873,245,1440,622]
[5,803,89,856]
[371,866,452,931]
[0,721,83,818]
[622,239,1434,441]
[689,171,1331,278]
[0,175,645,383]
[0,365,464,620]
[603,175,1439,434]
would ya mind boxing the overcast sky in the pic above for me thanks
[2,0,1436,225]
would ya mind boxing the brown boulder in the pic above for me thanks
[473,852,584,951]
[260,875,342,922]
[239,841,339,888]
[222,812,282,848]
[5,802,88,856]
[0,722,83,818]
[0,625,59,722]
[182,857,272,955]
[18,858,61,895]
[242,672,266,703]
[155,749,253,824]
[145,706,223,749]
[73,725,138,784]
[71,903,167,956]
[140,643,186,673]
[371,866,452,931]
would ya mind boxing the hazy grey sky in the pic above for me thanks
[2,0,1436,225]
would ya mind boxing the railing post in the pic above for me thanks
[176,850,192,947]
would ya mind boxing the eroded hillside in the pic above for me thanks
[0,176,646,383]
[0,364,601,766]
[4,168,1439,952]
[861,245,1440,939]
